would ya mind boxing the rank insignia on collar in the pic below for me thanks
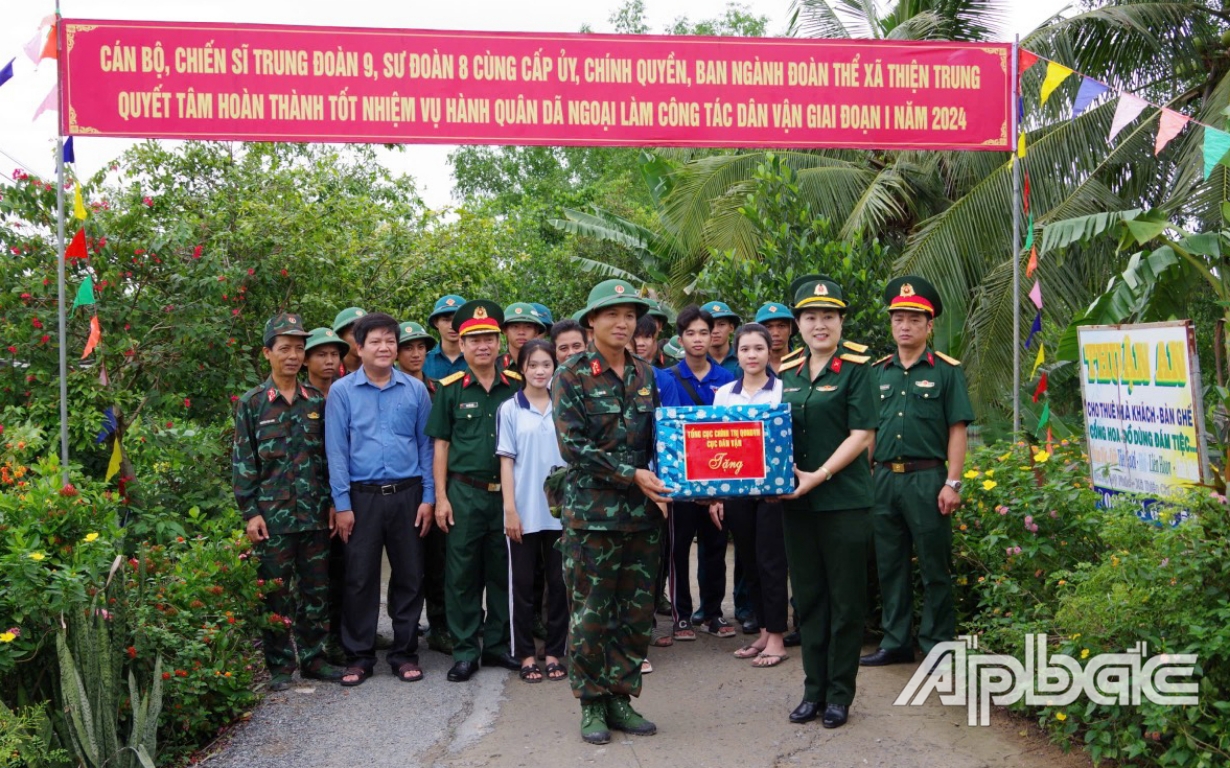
[308,412,320,419]
[637,386,651,396]
[267,388,277,402]
[915,380,936,388]
[590,360,603,377]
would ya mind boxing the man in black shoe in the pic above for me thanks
[861,277,973,670]
[427,300,522,682]
[325,312,435,686]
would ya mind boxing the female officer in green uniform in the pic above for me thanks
[778,274,877,729]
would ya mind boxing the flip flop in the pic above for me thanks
[340,666,372,687]
[545,662,567,681]
[519,664,543,683]
[394,662,423,683]
[733,644,765,659]
[752,652,788,668]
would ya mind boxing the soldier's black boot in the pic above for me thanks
[606,695,657,736]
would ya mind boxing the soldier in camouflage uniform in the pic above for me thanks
[552,279,671,745]
[233,313,343,691]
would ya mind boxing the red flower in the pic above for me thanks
[183,398,191,408]
[231,308,240,316]
[19,293,31,301]
[175,669,187,677]
[280,269,288,277]
[230,394,239,403]
[39,335,49,345]
[59,484,79,497]
[165,421,173,428]
[31,318,42,329]
[126,645,137,659]
[162,672,171,681]
[192,245,203,259]
[6,346,16,355]
[134,249,145,256]
[247,268,255,276]
[217,275,226,282]
[142,196,153,207]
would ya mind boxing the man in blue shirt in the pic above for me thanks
[661,306,737,640]
[326,312,435,686]
[424,294,469,380]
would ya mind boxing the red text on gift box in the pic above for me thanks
[682,421,767,482]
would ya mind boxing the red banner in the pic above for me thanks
[683,421,767,482]
[60,19,1010,150]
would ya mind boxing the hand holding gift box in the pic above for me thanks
[654,403,795,500]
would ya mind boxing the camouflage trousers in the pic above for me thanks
[256,529,332,676]
[559,526,661,702]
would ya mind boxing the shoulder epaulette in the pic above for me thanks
[781,347,804,361]
[780,356,806,372]
[935,351,962,366]
[874,354,892,366]
[503,369,523,381]
[238,385,265,404]
[839,353,870,365]
[439,371,466,386]
[842,340,869,354]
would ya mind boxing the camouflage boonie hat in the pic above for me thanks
[452,300,504,338]
[884,275,943,318]
[332,307,367,333]
[503,302,547,330]
[305,326,350,356]
[704,300,741,324]
[578,279,650,328]
[428,295,466,324]
[398,321,437,350]
[263,312,311,347]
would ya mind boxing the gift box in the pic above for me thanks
[654,403,795,499]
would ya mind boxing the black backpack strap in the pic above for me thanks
[674,363,705,405]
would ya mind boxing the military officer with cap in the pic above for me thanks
[332,307,367,376]
[427,300,523,682]
[500,302,548,374]
[704,300,742,376]
[233,312,343,690]
[304,327,349,398]
[860,276,973,670]
[778,275,878,729]
[424,295,469,381]
[552,278,670,745]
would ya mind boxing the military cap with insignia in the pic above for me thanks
[755,301,795,326]
[578,278,650,327]
[502,302,548,331]
[662,334,683,359]
[884,275,943,318]
[704,300,741,324]
[263,312,312,347]
[331,306,367,334]
[398,321,437,350]
[789,274,848,316]
[428,294,466,324]
[530,302,554,326]
[305,326,350,356]
[452,299,505,337]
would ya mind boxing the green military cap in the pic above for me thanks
[452,299,504,337]
[398,321,437,350]
[428,294,466,324]
[662,334,683,359]
[263,312,312,347]
[503,302,548,330]
[755,302,795,326]
[578,279,650,327]
[530,302,554,326]
[646,299,677,327]
[790,274,848,316]
[305,326,350,356]
[884,275,943,318]
[703,300,741,324]
[332,306,367,333]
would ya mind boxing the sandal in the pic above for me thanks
[519,664,543,683]
[641,659,653,674]
[394,662,423,683]
[705,617,737,638]
[651,630,674,647]
[733,644,765,659]
[752,652,788,668]
[672,620,697,641]
[545,662,567,681]
[340,666,372,687]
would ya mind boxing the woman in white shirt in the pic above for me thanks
[497,339,567,682]
[710,323,790,667]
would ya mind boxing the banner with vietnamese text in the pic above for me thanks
[59,19,1010,150]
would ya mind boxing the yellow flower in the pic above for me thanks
[1071,633,1081,640]
[1034,451,1050,463]
[28,552,45,562]
[0,632,14,643]
[984,470,994,477]
[1080,648,1090,660]
[997,451,1012,462]
[982,480,998,491]
[83,532,99,543]
[964,469,980,479]
[1055,712,1067,721]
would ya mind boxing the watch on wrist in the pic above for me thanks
[945,479,963,493]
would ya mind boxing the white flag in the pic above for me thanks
[1108,93,1149,143]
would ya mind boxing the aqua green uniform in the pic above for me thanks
[426,369,521,662]
[871,348,973,654]
[781,348,877,706]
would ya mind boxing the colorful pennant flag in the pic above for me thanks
[1203,127,1230,179]
[32,84,56,121]
[1109,94,1149,142]
[1022,172,1031,215]
[95,407,117,444]
[73,184,87,220]
[0,59,13,89]
[1037,401,1051,429]
[1029,280,1043,309]
[1017,132,1027,158]
[22,16,55,64]
[1155,108,1190,155]
[98,362,110,387]
[62,137,75,164]
[1030,343,1046,378]
[72,275,95,311]
[1026,311,1043,348]
[1024,214,1035,250]
[1072,77,1110,120]
[81,315,101,359]
[39,25,57,62]
[65,227,88,260]
[1040,61,1074,105]
[1032,372,1048,403]
[105,436,123,481]
[1019,49,1040,74]
[1026,247,1039,278]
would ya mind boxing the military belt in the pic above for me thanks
[877,458,944,474]
[449,472,501,493]
[353,477,422,496]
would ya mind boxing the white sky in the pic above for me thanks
[0,0,1066,209]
